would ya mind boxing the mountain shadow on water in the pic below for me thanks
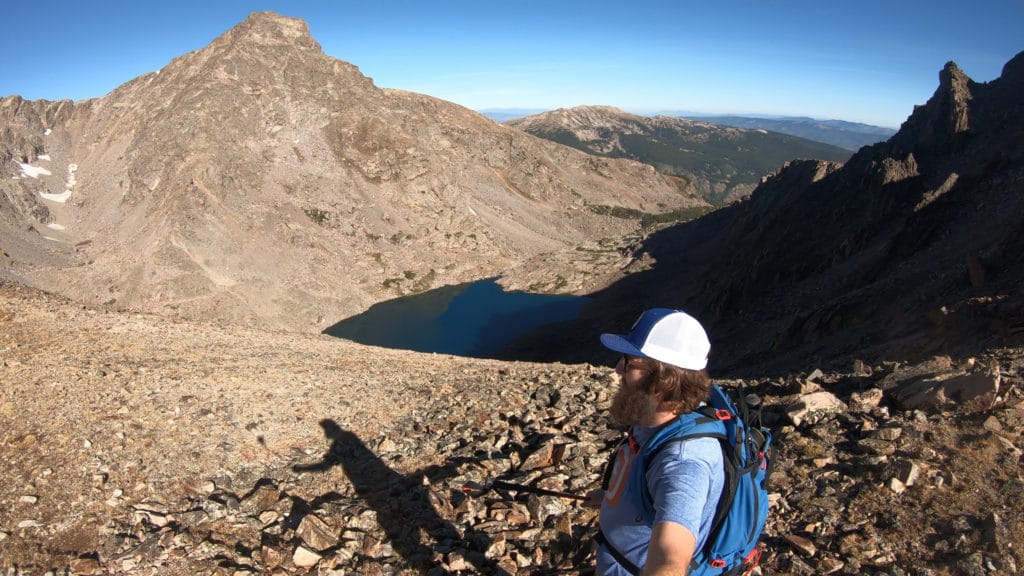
[495,51,1024,377]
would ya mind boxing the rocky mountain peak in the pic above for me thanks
[562,104,635,122]
[940,60,968,82]
[1000,49,1024,85]
[156,10,370,93]
[0,13,698,331]
[218,11,318,49]
[517,105,642,131]
[192,11,340,80]
[884,52,1024,163]
[935,60,972,132]
[886,59,974,154]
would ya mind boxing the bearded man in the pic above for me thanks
[584,308,725,576]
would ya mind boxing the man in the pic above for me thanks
[584,308,725,576]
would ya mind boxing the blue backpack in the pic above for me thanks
[598,384,773,576]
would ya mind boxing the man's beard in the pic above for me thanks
[609,381,657,426]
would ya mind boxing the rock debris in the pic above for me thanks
[1,284,1022,574]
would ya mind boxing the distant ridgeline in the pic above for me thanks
[683,115,897,152]
[507,106,853,205]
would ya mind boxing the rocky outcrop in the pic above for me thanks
[889,62,973,153]
[0,97,80,226]
[1,285,1021,574]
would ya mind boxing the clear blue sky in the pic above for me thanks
[1,1,1021,128]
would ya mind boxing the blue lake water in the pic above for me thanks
[323,278,589,357]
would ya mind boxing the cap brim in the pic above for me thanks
[600,333,645,357]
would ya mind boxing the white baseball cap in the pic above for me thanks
[600,308,710,370]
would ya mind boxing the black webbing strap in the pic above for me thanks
[600,437,627,490]
[595,529,642,576]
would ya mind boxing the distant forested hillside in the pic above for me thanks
[510,106,852,205]
[681,115,897,151]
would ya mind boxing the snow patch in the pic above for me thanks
[44,128,52,135]
[38,154,52,161]
[40,191,72,203]
[16,161,52,179]
[47,223,66,231]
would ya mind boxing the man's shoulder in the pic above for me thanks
[657,434,722,461]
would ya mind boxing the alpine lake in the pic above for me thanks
[324,278,589,357]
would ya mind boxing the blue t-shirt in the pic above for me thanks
[597,423,725,575]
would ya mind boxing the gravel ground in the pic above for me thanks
[2,283,1023,575]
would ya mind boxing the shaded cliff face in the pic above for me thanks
[508,105,853,205]
[0,12,705,332]
[506,52,1024,375]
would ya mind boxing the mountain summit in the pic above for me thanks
[0,12,704,331]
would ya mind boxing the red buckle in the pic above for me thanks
[710,559,727,568]
[741,546,764,576]
[745,547,762,564]
[759,452,767,470]
[714,409,732,421]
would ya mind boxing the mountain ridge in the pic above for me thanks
[678,114,897,151]
[508,105,852,204]
[482,108,897,150]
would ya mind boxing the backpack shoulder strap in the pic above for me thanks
[595,529,642,576]
[643,407,727,470]
[644,400,737,568]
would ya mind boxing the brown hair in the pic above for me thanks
[631,356,711,414]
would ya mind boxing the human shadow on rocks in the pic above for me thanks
[292,419,510,575]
